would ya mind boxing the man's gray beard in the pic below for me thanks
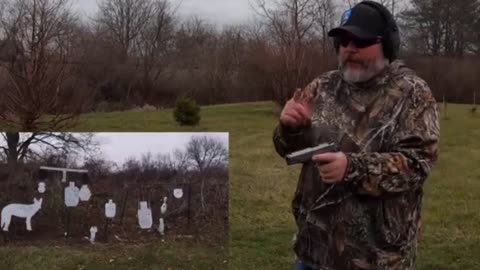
[340,57,389,83]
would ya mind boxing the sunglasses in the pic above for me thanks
[337,36,381,48]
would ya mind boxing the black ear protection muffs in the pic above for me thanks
[333,1,400,62]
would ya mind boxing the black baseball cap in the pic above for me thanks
[328,2,386,40]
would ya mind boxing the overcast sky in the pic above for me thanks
[71,0,265,26]
[94,132,229,166]
[2,133,229,167]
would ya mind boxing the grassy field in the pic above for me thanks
[0,240,228,270]
[1,101,480,269]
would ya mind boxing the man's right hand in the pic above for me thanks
[280,88,314,128]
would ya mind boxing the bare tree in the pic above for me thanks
[475,16,480,55]
[96,0,154,60]
[95,0,177,107]
[401,0,479,56]
[172,17,220,103]
[0,0,85,130]
[82,155,116,179]
[0,132,97,168]
[314,0,337,57]
[135,0,176,101]
[157,149,189,173]
[344,0,360,9]
[137,0,174,76]
[94,0,153,106]
[253,0,321,106]
[185,136,227,211]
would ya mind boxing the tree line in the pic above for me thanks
[0,0,478,129]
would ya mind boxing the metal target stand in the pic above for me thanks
[38,166,89,239]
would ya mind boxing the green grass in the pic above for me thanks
[0,241,228,270]
[2,102,480,269]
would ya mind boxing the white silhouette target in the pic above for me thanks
[79,185,91,201]
[38,182,46,193]
[65,182,80,207]
[161,197,167,215]
[105,199,116,218]
[89,226,97,243]
[173,189,183,199]
[1,198,43,231]
[158,218,165,235]
[137,201,152,229]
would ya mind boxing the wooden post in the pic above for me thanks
[187,180,192,230]
[443,93,448,119]
[120,186,129,226]
[472,90,477,114]
[63,180,69,238]
[104,217,109,242]
[65,207,71,238]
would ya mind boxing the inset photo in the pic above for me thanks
[0,132,229,269]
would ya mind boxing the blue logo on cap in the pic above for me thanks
[341,9,352,25]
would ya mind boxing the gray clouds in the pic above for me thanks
[95,132,229,166]
[0,132,229,167]
[72,0,264,26]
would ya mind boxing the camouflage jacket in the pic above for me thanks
[273,60,440,270]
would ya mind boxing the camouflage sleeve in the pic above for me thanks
[342,79,440,196]
[272,76,327,157]
[272,123,312,158]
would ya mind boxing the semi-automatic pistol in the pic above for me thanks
[285,142,338,165]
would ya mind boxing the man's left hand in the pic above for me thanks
[312,152,348,183]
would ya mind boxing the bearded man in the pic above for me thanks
[272,1,440,269]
